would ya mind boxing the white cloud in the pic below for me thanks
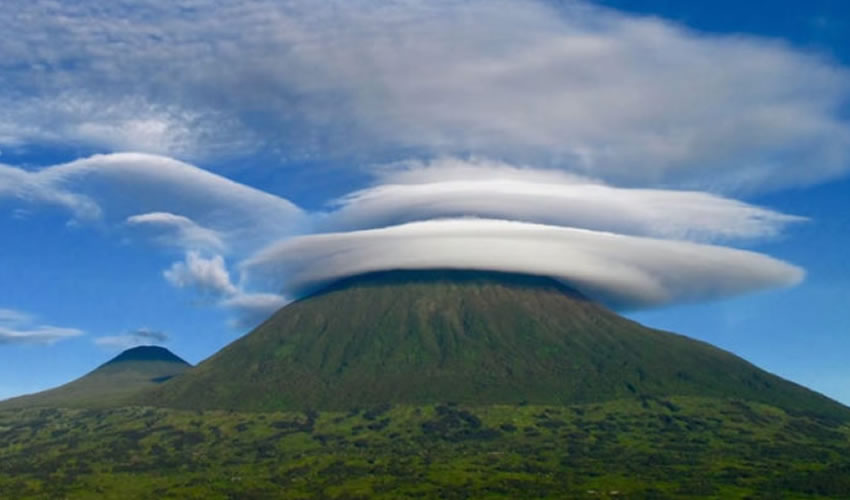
[375,157,597,185]
[0,90,254,161]
[0,327,83,345]
[4,153,303,326]
[0,153,305,252]
[0,308,32,325]
[126,212,226,252]
[164,251,238,297]
[161,254,288,327]
[1,0,840,332]
[0,163,100,219]
[0,0,847,190]
[94,335,143,350]
[94,328,169,350]
[323,158,804,241]
[243,219,804,310]
[0,308,83,345]
[0,152,810,320]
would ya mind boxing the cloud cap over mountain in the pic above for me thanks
[243,219,804,309]
[1,0,843,330]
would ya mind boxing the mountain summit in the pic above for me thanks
[103,345,189,366]
[141,270,847,418]
[0,345,190,409]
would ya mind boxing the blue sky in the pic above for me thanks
[0,0,848,404]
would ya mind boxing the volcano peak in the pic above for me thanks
[102,345,188,366]
[139,269,847,419]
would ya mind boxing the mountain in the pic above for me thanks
[0,345,190,409]
[3,271,849,498]
[139,270,848,419]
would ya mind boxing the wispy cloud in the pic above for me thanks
[94,328,169,350]
[0,0,848,190]
[0,153,305,252]
[0,308,83,345]
[0,308,32,325]
[126,212,226,252]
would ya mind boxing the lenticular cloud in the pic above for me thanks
[0,0,837,322]
[0,153,809,311]
[322,160,803,242]
[242,160,805,309]
[243,219,804,309]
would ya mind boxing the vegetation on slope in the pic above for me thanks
[140,270,847,420]
[2,397,849,499]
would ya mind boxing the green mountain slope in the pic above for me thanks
[140,270,848,419]
[0,346,190,409]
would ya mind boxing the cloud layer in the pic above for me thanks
[1,151,811,317]
[1,0,848,190]
[243,219,804,309]
[3,0,843,325]
[324,158,804,241]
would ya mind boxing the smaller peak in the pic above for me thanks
[103,345,190,366]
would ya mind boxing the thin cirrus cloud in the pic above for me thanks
[0,0,848,191]
[126,212,226,253]
[242,219,804,310]
[0,308,84,345]
[94,328,169,350]
[323,158,805,241]
[0,309,33,325]
[0,94,246,159]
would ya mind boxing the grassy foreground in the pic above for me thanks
[1,396,849,499]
